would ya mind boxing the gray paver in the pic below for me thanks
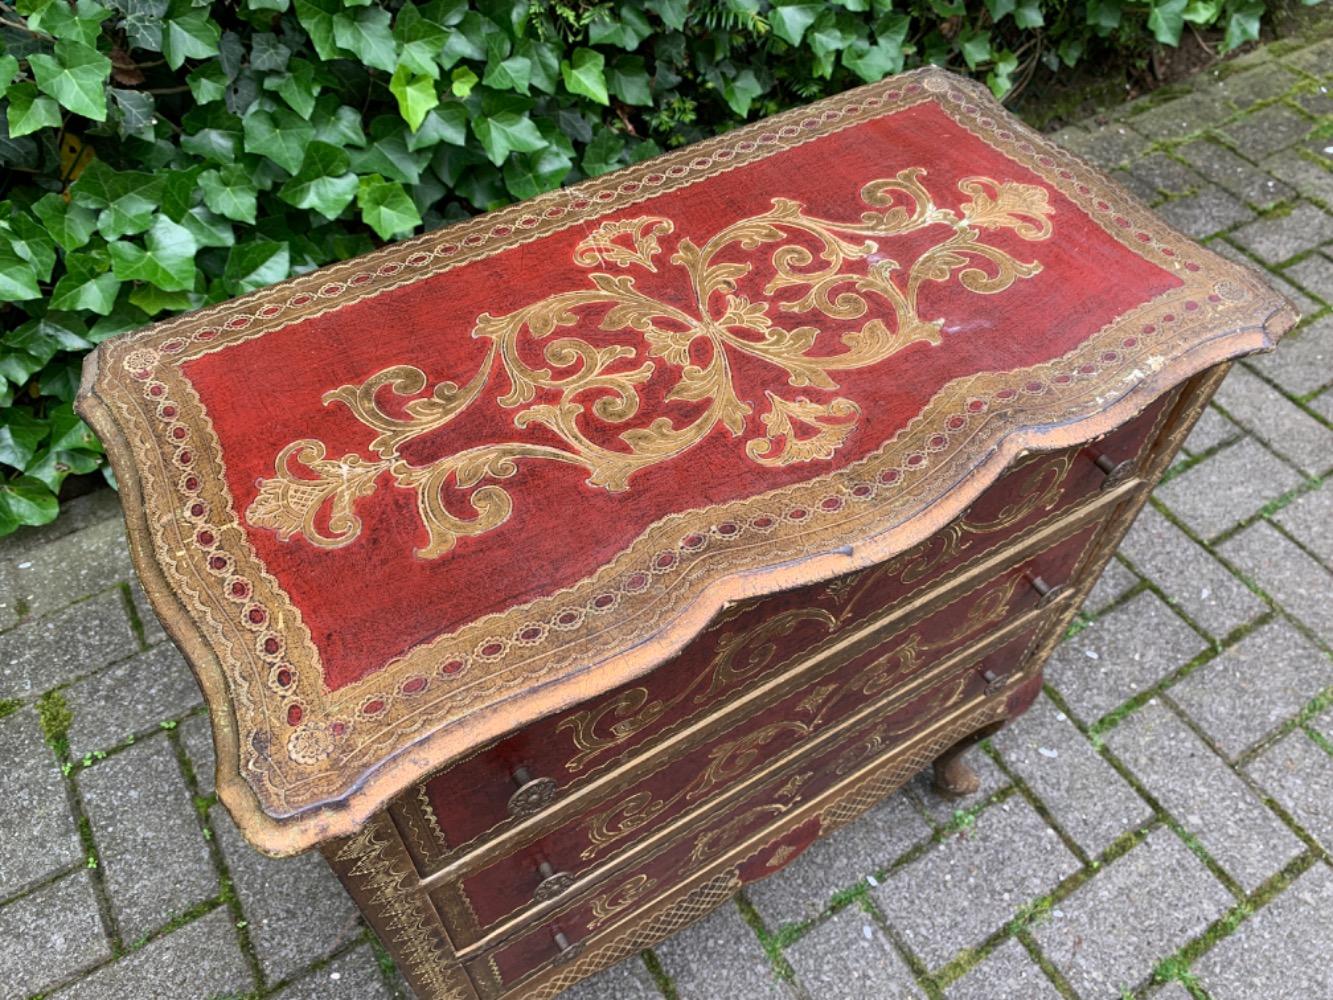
[1155,437,1303,539]
[128,580,168,647]
[1207,237,1323,314]
[271,943,395,1000]
[874,797,1080,970]
[1260,150,1333,208]
[1283,251,1333,304]
[1129,153,1200,197]
[1221,519,1333,642]
[1214,63,1300,108]
[1151,984,1195,1000]
[945,938,1063,1000]
[0,871,111,997]
[655,901,791,999]
[559,954,661,1000]
[1222,104,1315,159]
[1156,186,1254,238]
[64,643,202,758]
[1106,701,1303,892]
[0,589,140,701]
[1194,863,1333,999]
[1034,827,1231,999]
[1229,201,1333,263]
[0,488,121,561]
[5,517,132,621]
[993,694,1153,858]
[1213,364,1333,475]
[1117,505,1264,638]
[1183,405,1241,455]
[747,792,931,928]
[212,808,361,984]
[0,707,82,899]
[1179,139,1293,208]
[1313,387,1333,422]
[51,906,252,1000]
[1083,557,1138,614]
[1273,482,1333,566]
[909,745,1008,824]
[1246,729,1333,850]
[1061,123,1146,167]
[1127,92,1225,140]
[1282,37,1333,77]
[78,736,216,941]
[1047,592,1207,724]
[179,710,217,797]
[1170,620,1331,759]
[786,906,923,999]
[1248,313,1332,396]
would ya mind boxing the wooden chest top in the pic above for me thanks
[76,66,1295,855]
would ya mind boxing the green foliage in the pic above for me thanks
[0,0,1312,536]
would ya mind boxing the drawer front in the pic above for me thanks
[413,389,1171,861]
[440,520,1100,943]
[465,622,1046,993]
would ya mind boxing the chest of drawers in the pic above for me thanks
[77,66,1295,999]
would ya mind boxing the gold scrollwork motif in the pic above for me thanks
[247,171,1055,556]
[587,873,660,931]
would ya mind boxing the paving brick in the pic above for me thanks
[1171,620,1331,759]
[1183,405,1241,456]
[64,643,202,758]
[1220,520,1333,642]
[1260,151,1333,208]
[1194,863,1333,999]
[212,808,361,984]
[0,707,82,899]
[1282,251,1333,304]
[1155,437,1303,539]
[1149,982,1194,1000]
[51,907,252,1000]
[945,938,1063,1000]
[1178,140,1291,208]
[1047,592,1207,724]
[993,694,1153,858]
[5,518,133,621]
[1034,827,1231,999]
[1106,700,1303,892]
[271,943,394,1000]
[1281,38,1333,78]
[1128,153,1201,197]
[78,736,216,942]
[1313,388,1333,422]
[786,906,923,1000]
[0,488,122,561]
[1127,93,1226,141]
[1207,237,1323,315]
[1214,64,1301,109]
[1246,729,1333,851]
[1117,505,1264,639]
[128,579,168,647]
[654,901,792,999]
[1229,201,1333,263]
[1292,86,1333,119]
[1083,557,1138,614]
[559,954,661,1000]
[1213,364,1333,475]
[179,710,217,797]
[874,797,1080,970]
[1222,105,1315,159]
[908,745,1008,825]
[1062,124,1148,168]
[1248,313,1333,396]
[0,589,140,701]
[1273,482,1333,566]
[1110,167,1158,205]
[748,792,930,928]
[0,871,111,996]
[1156,186,1254,238]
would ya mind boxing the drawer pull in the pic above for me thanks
[980,668,1005,695]
[1030,576,1066,608]
[508,766,558,818]
[552,930,584,965]
[1094,452,1136,491]
[533,860,576,903]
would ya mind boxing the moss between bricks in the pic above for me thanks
[36,690,72,758]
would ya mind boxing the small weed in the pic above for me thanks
[0,697,21,720]
[159,719,178,730]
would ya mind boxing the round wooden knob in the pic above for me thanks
[533,862,576,903]
[1095,453,1136,491]
[552,930,584,964]
[1030,576,1067,608]
[508,767,557,818]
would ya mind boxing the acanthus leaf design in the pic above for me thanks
[247,170,1055,557]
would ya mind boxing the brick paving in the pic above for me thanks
[1,32,1331,1000]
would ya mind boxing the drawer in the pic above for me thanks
[431,519,1101,947]
[462,621,1047,994]
[408,389,1172,864]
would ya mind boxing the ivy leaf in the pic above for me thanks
[32,193,97,251]
[471,110,546,166]
[70,160,164,238]
[0,409,48,469]
[394,3,447,78]
[110,87,156,139]
[721,68,763,117]
[985,0,1017,18]
[607,55,652,106]
[115,0,168,51]
[1086,0,1123,30]
[959,28,992,70]
[250,32,291,72]
[356,174,421,239]
[28,39,111,121]
[1223,3,1263,51]
[50,252,121,315]
[588,5,652,50]
[8,213,56,282]
[293,0,340,59]
[36,0,113,48]
[162,2,222,70]
[332,7,398,72]
[199,164,258,223]
[180,205,233,248]
[188,61,229,103]
[450,65,478,98]
[0,54,18,97]
[483,46,533,95]
[108,215,200,292]
[5,82,62,137]
[349,117,429,182]
[1012,0,1045,28]
[581,127,624,176]
[263,59,321,119]
[224,239,290,294]
[438,11,489,67]
[278,141,357,219]
[26,445,102,493]
[313,101,368,146]
[770,3,821,46]
[0,476,59,533]
[501,145,572,200]
[0,245,41,301]
[1148,0,1188,45]
[644,0,688,30]
[517,38,560,94]
[243,106,316,173]
[561,48,608,106]
[405,102,466,150]
[390,65,438,132]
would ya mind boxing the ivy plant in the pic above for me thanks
[0,0,1318,535]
